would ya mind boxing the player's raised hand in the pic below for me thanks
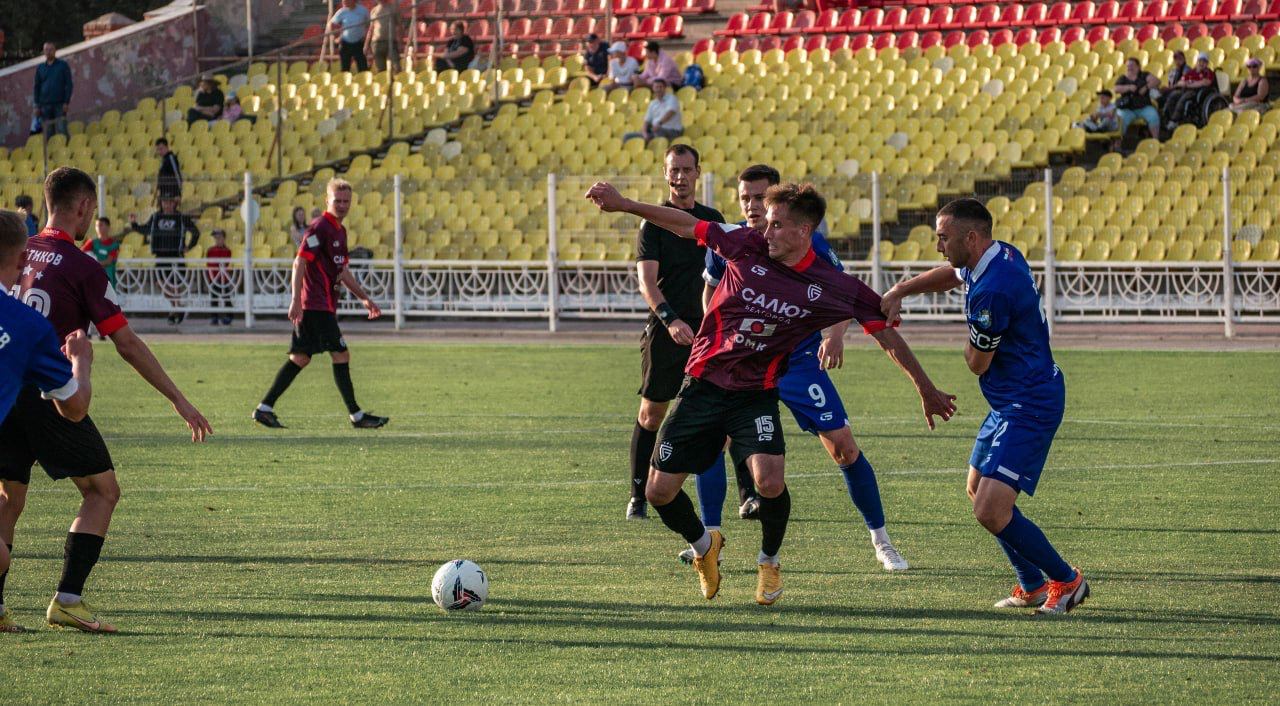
[921,387,958,430]
[363,298,382,320]
[667,319,694,346]
[174,398,213,442]
[585,182,627,212]
[62,329,94,364]
[818,335,844,370]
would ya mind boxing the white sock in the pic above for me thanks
[257,403,273,413]
[870,526,891,546]
[350,410,365,422]
[690,530,712,557]
[758,551,779,566]
[54,591,81,605]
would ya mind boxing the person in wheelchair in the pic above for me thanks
[1163,53,1218,132]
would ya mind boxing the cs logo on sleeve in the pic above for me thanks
[976,309,993,329]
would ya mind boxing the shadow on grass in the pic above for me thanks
[22,554,607,568]
[864,518,1280,537]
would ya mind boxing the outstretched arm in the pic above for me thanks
[880,265,963,322]
[109,324,212,442]
[585,182,699,239]
[870,327,957,430]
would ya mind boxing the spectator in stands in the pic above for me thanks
[206,229,234,326]
[155,138,183,200]
[1158,51,1188,115]
[434,21,475,73]
[289,206,308,247]
[14,195,38,236]
[33,42,72,139]
[1232,58,1270,114]
[222,94,256,124]
[366,0,399,72]
[1164,53,1217,131]
[186,76,225,125]
[607,42,639,90]
[582,34,609,86]
[1073,90,1120,133]
[623,78,683,143]
[82,217,120,292]
[331,0,371,72]
[129,197,201,324]
[1113,58,1161,142]
[634,41,682,89]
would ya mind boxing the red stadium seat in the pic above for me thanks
[613,16,637,38]
[1165,0,1192,18]
[967,28,990,46]
[659,15,683,37]
[660,0,685,14]
[904,7,930,29]
[517,0,539,16]
[787,9,816,33]
[1208,0,1239,20]
[1136,0,1164,19]
[1018,3,1047,26]
[859,8,885,29]
[1045,2,1072,25]
[804,34,828,51]
[467,0,493,19]
[715,12,747,36]
[874,32,896,49]
[942,6,975,30]
[1264,20,1280,36]
[897,30,920,47]
[548,17,572,39]
[1188,0,1216,20]
[736,36,758,51]
[1134,23,1159,41]
[1015,26,1038,44]
[529,17,554,40]
[1039,26,1062,43]
[1210,22,1233,39]
[884,7,908,29]
[922,6,951,30]
[713,36,736,52]
[627,40,646,59]
[809,9,841,33]
[473,19,494,41]
[692,38,712,55]
[1088,24,1112,42]
[1063,26,1085,43]
[571,16,595,36]
[758,35,782,50]
[1091,0,1119,23]
[1185,21,1210,38]
[745,11,772,34]
[1110,24,1134,41]
[301,24,324,46]
[635,15,662,38]
[977,4,1002,26]
[943,30,966,46]
[837,8,862,30]
[992,28,1015,45]
[693,0,717,13]
[920,29,943,47]
[766,11,794,34]
[995,4,1025,28]
[1237,20,1260,36]
[1067,1,1095,24]
[1117,0,1144,21]
[782,34,804,51]
[829,34,855,51]
[613,0,638,15]
[1161,21,1185,38]
[1262,0,1280,20]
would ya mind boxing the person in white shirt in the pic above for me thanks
[607,42,639,90]
[623,78,683,142]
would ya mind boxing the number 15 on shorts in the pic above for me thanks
[755,415,775,442]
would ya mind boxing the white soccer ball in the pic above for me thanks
[431,559,488,612]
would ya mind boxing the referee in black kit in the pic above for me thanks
[627,144,724,520]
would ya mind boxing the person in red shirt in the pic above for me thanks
[252,179,388,429]
[1,167,211,634]
[586,180,956,605]
[205,228,234,325]
[1163,52,1217,131]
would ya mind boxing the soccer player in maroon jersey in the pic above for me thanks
[0,167,212,633]
[587,180,956,604]
[252,179,388,429]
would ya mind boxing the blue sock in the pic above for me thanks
[995,537,1046,592]
[839,454,885,530]
[694,454,727,528]
[994,506,1076,583]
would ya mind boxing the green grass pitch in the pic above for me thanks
[3,341,1278,702]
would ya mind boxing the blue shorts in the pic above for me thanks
[777,346,848,435]
[968,407,1064,496]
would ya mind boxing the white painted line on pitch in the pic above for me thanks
[26,458,1278,495]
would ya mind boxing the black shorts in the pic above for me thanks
[652,376,786,475]
[291,310,347,356]
[0,386,115,484]
[638,320,692,403]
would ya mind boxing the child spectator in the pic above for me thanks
[206,228,234,325]
[1073,90,1120,133]
[82,216,120,290]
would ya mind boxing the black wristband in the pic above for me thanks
[656,303,679,326]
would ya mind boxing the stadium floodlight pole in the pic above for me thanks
[1222,166,1235,339]
[546,172,560,333]
[275,58,284,180]
[246,0,254,58]
[1043,168,1056,338]
[243,171,255,329]
[870,171,883,293]
[386,55,395,141]
[701,171,714,209]
[394,173,405,330]
[97,175,107,219]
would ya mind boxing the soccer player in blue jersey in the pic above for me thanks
[682,164,911,571]
[0,210,94,632]
[881,198,1089,615]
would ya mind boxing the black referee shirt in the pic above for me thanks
[635,200,724,326]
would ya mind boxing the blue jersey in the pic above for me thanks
[704,220,841,358]
[0,291,77,424]
[961,241,1063,414]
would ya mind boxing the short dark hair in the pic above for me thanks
[155,137,168,146]
[452,20,466,31]
[665,143,699,168]
[738,164,780,186]
[764,183,826,228]
[1097,89,1112,97]
[44,166,97,213]
[98,216,111,225]
[646,41,660,52]
[937,198,993,236]
[14,194,33,210]
[0,210,27,264]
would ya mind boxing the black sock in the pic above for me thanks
[730,444,756,503]
[0,543,11,605]
[759,486,792,557]
[262,360,303,408]
[651,490,707,545]
[56,533,104,597]
[629,422,657,501]
[332,363,361,415]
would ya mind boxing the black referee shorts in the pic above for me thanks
[0,386,115,484]
[651,376,786,475]
[638,321,692,403]
[291,310,348,356]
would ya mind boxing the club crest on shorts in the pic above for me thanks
[739,318,776,336]
[807,283,822,302]
[658,441,673,461]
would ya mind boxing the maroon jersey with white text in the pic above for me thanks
[686,221,892,391]
[296,212,349,313]
[14,227,128,339]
